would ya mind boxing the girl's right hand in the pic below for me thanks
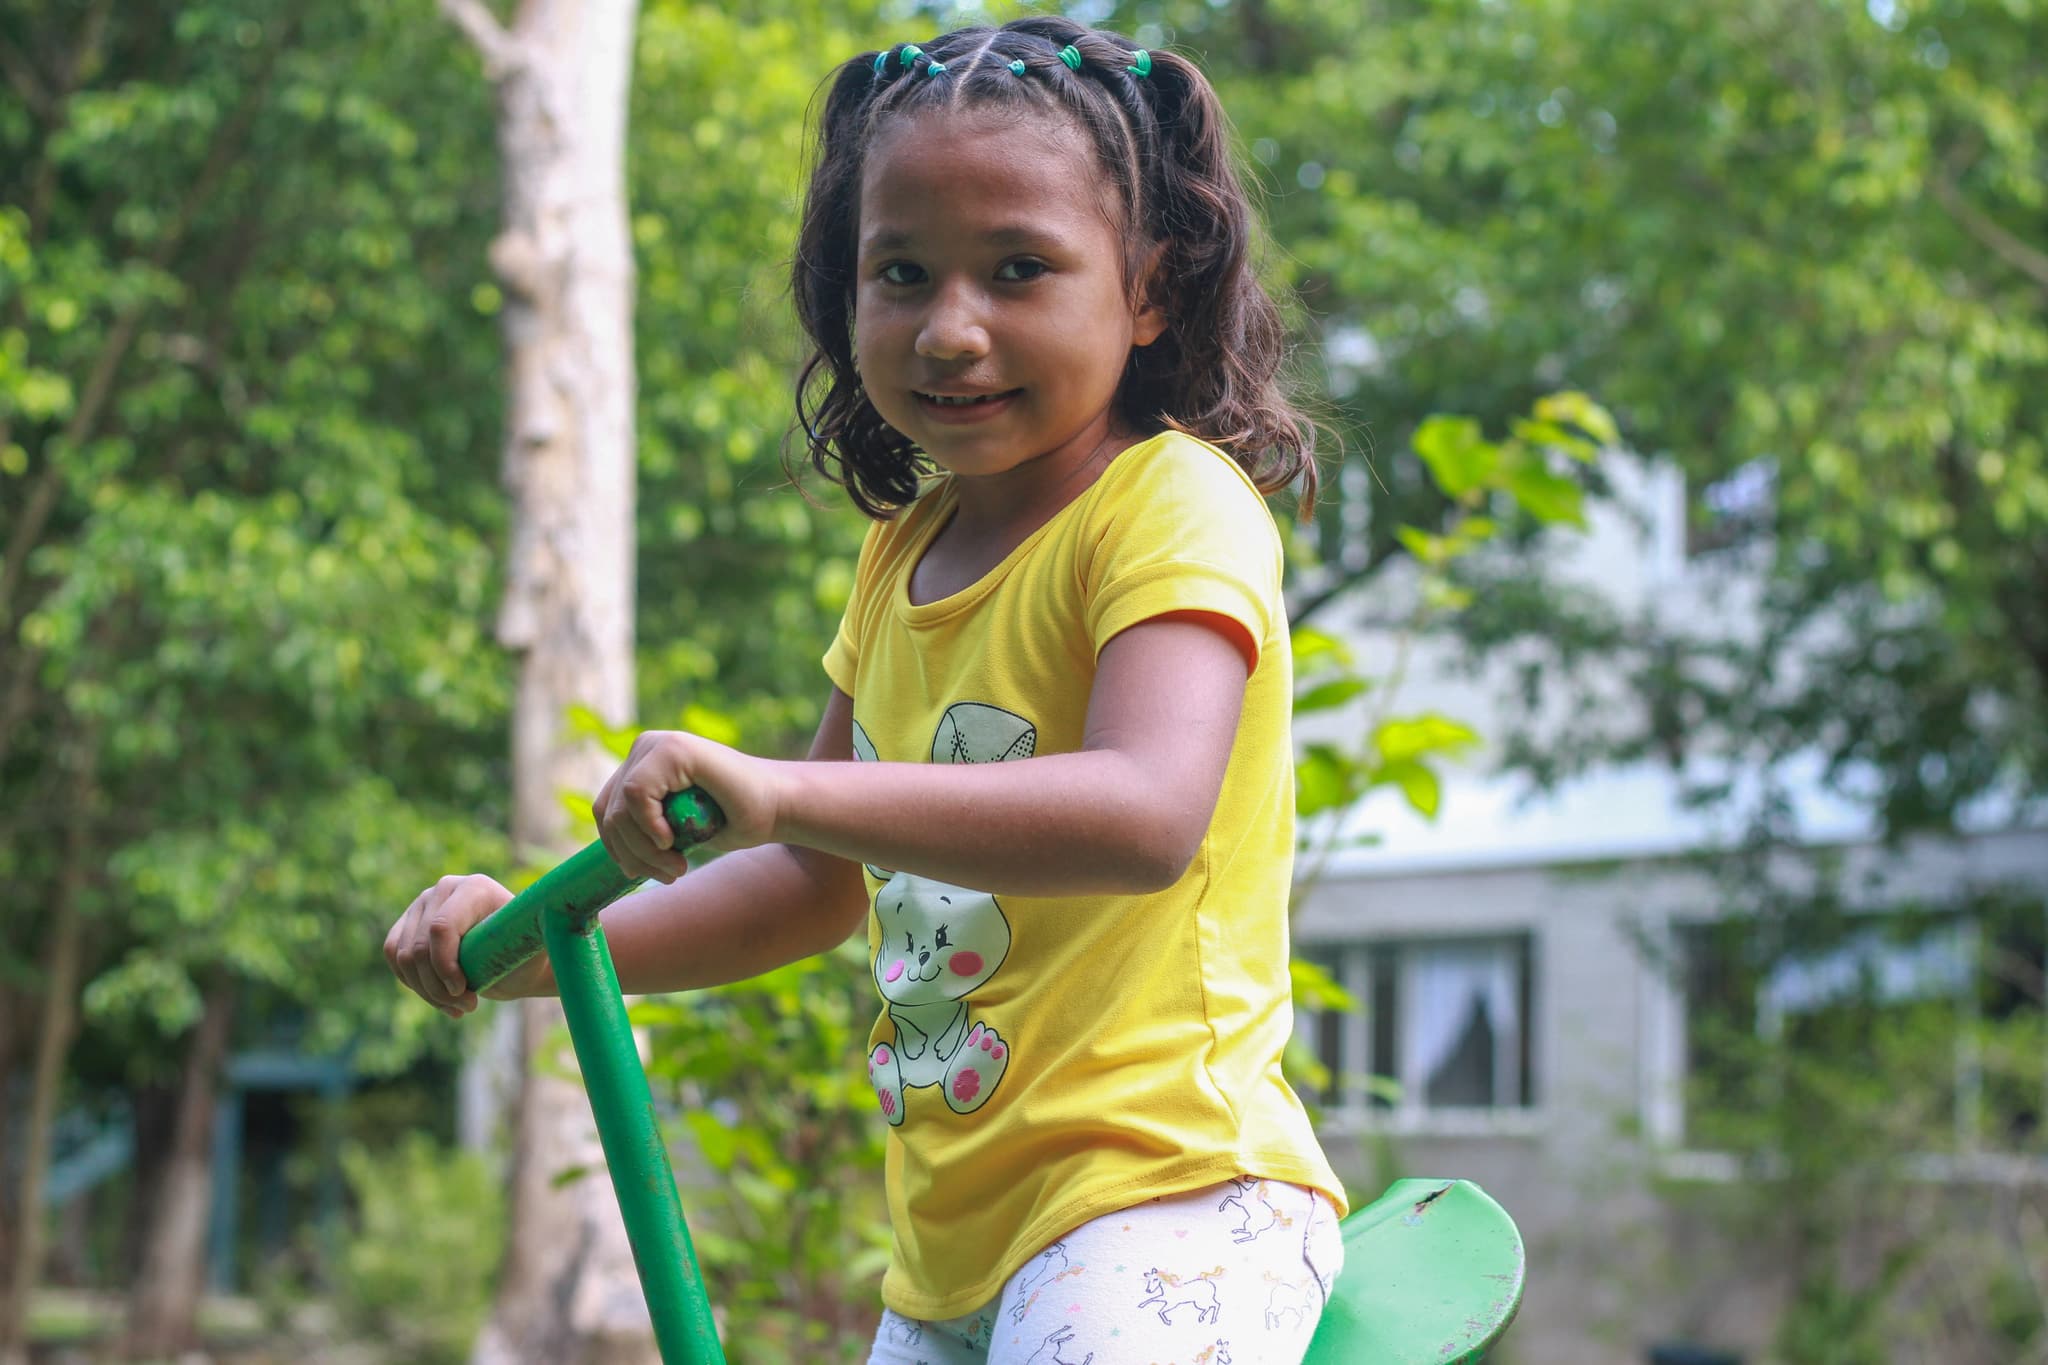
[384,874,553,1017]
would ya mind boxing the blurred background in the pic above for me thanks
[1,0,2042,1362]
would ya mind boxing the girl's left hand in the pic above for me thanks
[591,730,780,883]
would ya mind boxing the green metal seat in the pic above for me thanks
[457,789,1525,1363]
[1305,1178,1524,1363]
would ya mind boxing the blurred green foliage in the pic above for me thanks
[1662,884,2046,1362]
[336,1132,505,1365]
[2,2,513,1100]
[3,0,2042,1356]
[631,940,891,1363]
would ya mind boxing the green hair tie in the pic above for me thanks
[899,43,923,68]
[1058,44,1082,71]
[1008,59,1026,76]
[873,50,889,76]
[1126,49,1152,78]
[926,61,946,76]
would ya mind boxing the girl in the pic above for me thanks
[386,16,1347,1362]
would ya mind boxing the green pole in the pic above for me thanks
[545,909,724,1363]
[457,787,728,1365]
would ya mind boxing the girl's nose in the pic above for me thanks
[915,280,990,361]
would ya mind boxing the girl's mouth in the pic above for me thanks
[916,389,1020,423]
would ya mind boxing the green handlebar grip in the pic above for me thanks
[455,786,726,993]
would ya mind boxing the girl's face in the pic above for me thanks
[853,106,1165,486]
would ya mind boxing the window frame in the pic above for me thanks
[1653,910,2048,1182]
[1298,931,1542,1136]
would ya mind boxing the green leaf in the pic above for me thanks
[1533,390,1620,450]
[566,702,640,756]
[1290,956,1359,1011]
[1510,417,1597,463]
[1412,415,1496,501]
[1396,523,1449,566]
[1374,713,1482,762]
[1377,758,1442,818]
[1296,743,1355,817]
[683,1110,739,1171]
[1420,577,1476,612]
[1290,624,1352,672]
[1505,460,1588,528]
[1295,677,1371,713]
[679,701,742,747]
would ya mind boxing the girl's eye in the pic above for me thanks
[995,259,1047,282]
[879,263,925,286]
[934,926,951,949]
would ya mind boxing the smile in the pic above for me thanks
[915,389,1020,422]
[919,390,1011,405]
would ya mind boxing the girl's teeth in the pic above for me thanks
[928,392,1003,406]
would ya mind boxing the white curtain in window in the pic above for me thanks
[1401,942,1518,1099]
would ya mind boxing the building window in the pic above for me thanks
[1297,935,1536,1120]
[1679,907,2045,1156]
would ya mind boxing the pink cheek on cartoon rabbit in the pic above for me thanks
[884,959,906,983]
[948,951,983,977]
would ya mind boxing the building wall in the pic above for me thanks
[1292,828,2048,1364]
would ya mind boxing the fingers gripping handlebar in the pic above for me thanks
[454,787,726,992]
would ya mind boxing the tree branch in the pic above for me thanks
[1287,543,1399,628]
[0,640,38,776]
[438,0,524,80]
[1931,137,2048,294]
[1931,176,2048,292]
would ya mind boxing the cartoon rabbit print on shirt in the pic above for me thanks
[853,703,1031,1124]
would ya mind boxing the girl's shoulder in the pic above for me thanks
[1091,429,1280,534]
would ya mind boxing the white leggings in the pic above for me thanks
[866,1178,1343,1365]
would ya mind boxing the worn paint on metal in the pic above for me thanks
[1302,1177,1525,1365]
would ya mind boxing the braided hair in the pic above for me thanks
[789,17,1319,519]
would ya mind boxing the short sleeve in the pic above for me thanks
[822,518,887,695]
[1082,437,1283,668]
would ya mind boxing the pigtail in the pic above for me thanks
[1123,48,1320,508]
[790,53,928,517]
[998,19,1320,508]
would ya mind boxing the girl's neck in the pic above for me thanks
[944,415,1136,546]
[907,417,1147,609]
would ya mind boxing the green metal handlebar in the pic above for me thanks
[456,786,726,993]
[455,785,729,1365]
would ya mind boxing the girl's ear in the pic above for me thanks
[1131,239,1170,347]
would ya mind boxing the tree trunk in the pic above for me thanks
[437,3,651,1363]
[120,979,236,1360]
[0,992,21,1298]
[0,780,89,1365]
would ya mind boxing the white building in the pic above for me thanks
[1290,455,2048,1363]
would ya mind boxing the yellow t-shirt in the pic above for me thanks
[821,430,1346,1320]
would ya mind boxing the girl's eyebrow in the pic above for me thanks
[861,224,1066,253]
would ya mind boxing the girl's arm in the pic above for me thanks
[594,833,867,996]
[542,687,873,995]
[388,692,869,1013]
[598,613,1251,899]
